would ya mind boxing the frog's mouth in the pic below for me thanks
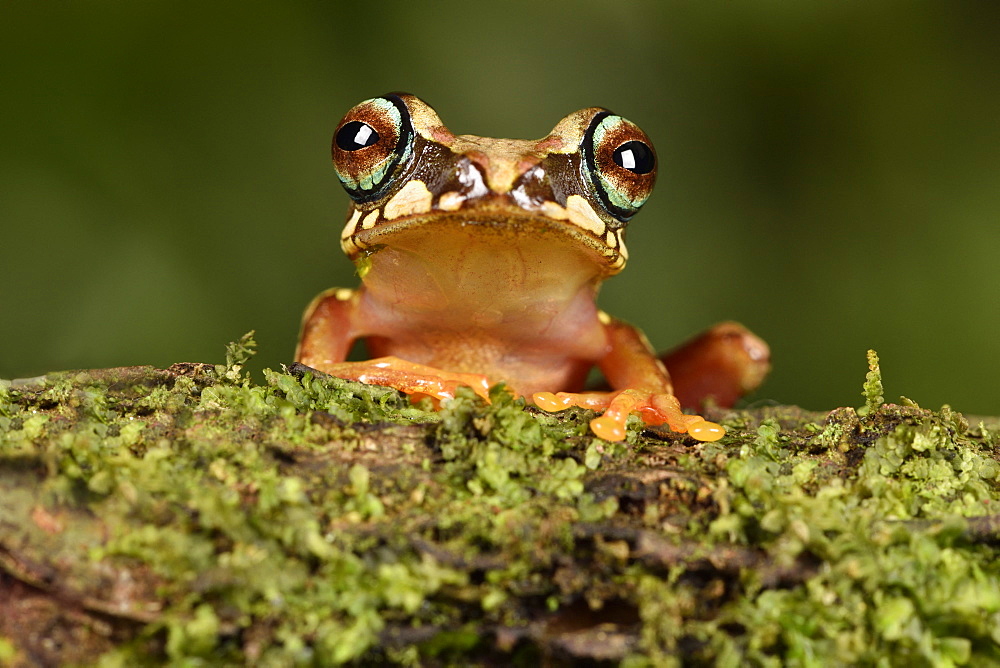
[343,205,627,275]
[350,210,628,320]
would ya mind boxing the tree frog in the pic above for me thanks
[297,94,769,442]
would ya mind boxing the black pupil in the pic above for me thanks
[336,121,380,151]
[612,140,654,174]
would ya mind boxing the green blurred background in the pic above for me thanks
[2,1,998,414]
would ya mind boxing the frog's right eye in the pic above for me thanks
[332,95,415,202]
[580,111,657,223]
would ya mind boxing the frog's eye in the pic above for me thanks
[581,112,657,222]
[332,95,415,202]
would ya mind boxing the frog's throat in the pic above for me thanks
[341,208,628,275]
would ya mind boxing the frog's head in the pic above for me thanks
[331,93,657,275]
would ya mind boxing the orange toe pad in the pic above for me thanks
[534,389,725,442]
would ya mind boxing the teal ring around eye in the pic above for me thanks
[582,113,651,222]
[334,95,414,202]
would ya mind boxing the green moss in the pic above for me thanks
[1,341,999,664]
[0,638,15,664]
[860,348,885,416]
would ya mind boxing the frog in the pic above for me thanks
[296,93,769,442]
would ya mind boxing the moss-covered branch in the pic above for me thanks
[1,337,998,665]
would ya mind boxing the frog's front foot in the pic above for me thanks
[533,389,725,442]
[311,356,492,404]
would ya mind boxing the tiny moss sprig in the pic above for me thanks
[219,330,258,384]
[859,349,885,416]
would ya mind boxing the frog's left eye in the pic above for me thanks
[581,112,657,222]
[332,95,415,202]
